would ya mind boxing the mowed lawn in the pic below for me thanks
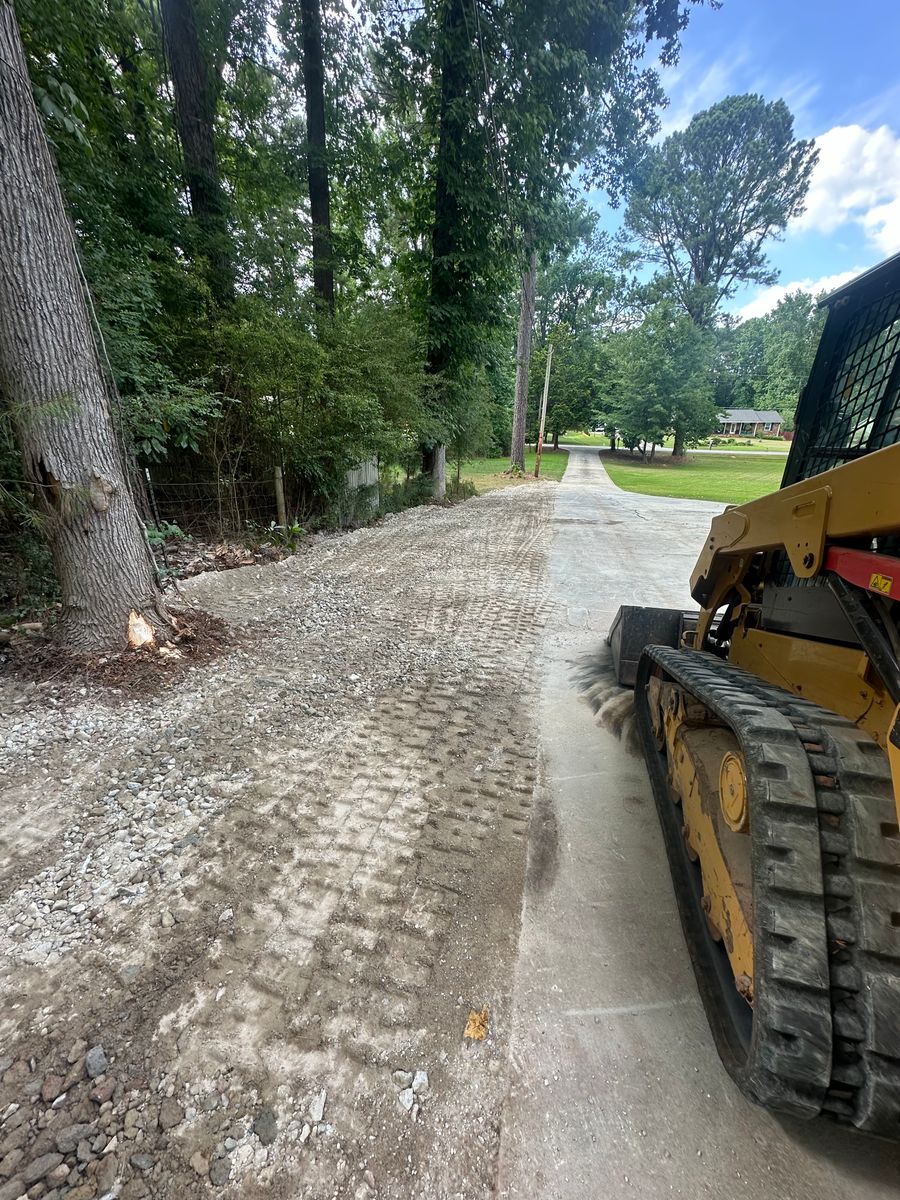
[460,448,569,492]
[558,432,789,452]
[558,431,609,446]
[602,451,785,505]
[698,437,789,453]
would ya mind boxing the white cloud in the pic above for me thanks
[736,269,865,321]
[658,53,748,137]
[796,124,900,254]
[656,49,819,140]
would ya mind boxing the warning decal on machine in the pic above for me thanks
[869,572,893,595]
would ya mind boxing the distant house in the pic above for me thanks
[718,408,783,437]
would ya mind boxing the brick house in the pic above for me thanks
[718,408,783,437]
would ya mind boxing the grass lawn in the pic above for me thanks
[558,432,789,453]
[602,450,785,505]
[458,448,569,493]
[695,436,789,453]
[558,431,609,446]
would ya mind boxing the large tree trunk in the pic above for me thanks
[159,0,234,304]
[0,1,169,651]
[300,0,335,316]
[423,0,476,502]
[672,426,685,457]
[510,248,536,471]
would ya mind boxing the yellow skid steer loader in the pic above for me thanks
[610,253,900,1136]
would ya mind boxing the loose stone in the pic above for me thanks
[84,1047,108,1079]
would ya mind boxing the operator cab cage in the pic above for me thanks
[784,251,900,487]
[767,252,900,620]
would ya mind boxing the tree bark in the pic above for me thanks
[609,430,617,452]
[423,0,475,502]
[159,0,234,304]
[510,248,536,472]
[300,0,335,316]
[0,1,169,651]
[672,426,685,457]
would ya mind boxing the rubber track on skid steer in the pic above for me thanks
[636,647,900,1135]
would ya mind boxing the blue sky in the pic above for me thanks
[603,0,900,318]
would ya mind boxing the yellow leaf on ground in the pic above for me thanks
[464,1007,489,1040]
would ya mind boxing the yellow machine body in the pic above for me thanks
[624,256,900,1135]
[690,440,900,824]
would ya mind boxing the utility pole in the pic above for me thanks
[533,343,553,478]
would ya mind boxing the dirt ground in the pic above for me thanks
[0,484,556,1200]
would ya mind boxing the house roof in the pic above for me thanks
[719,408,783,424]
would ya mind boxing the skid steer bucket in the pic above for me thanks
[606,605,686,686]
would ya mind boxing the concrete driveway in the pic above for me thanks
[497,445,900,1199]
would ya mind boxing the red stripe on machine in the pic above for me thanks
[825,546,900,599]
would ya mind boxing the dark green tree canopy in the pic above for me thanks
[611,300,718,450]
[714,290,826,427]
[625,94,818,327]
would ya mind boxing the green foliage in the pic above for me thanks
[445,477,478,502]
[529,325,611,445]
[2,0,711,618]
[378,474,434,515]
[611,302,718,450]
[145,520,188,546]
[264,520,306,550]
[626,95,818,327]
[714,291,826,427]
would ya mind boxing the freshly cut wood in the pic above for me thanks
[0,0,170,650]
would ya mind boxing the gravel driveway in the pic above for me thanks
[4,448,900,1200]
[0,483,556,1200]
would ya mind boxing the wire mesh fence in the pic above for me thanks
[145,476,280,539]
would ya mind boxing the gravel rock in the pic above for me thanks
[0,1148,24,1178]
[96,1151,119,1193]
[158,1099,184,1130]
[89,1079,115,1105]
[397,1089,415,1113]
[47,1161,70,1185]
[21,1152,64,1186]
[412,1070,429,1097]
[391,1071,413,1089]
[209,1157,231,1187]
[66,1042,87,1066]
[130,1153,155,1172]
[3,1062,28,1085]
[55,1124,96,1154]
[308,1091,326,1124]
[189,1151,209,1176]
[40,1076,64,1103]
[84,1046,108,1079]
[252,1109,277,1146]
